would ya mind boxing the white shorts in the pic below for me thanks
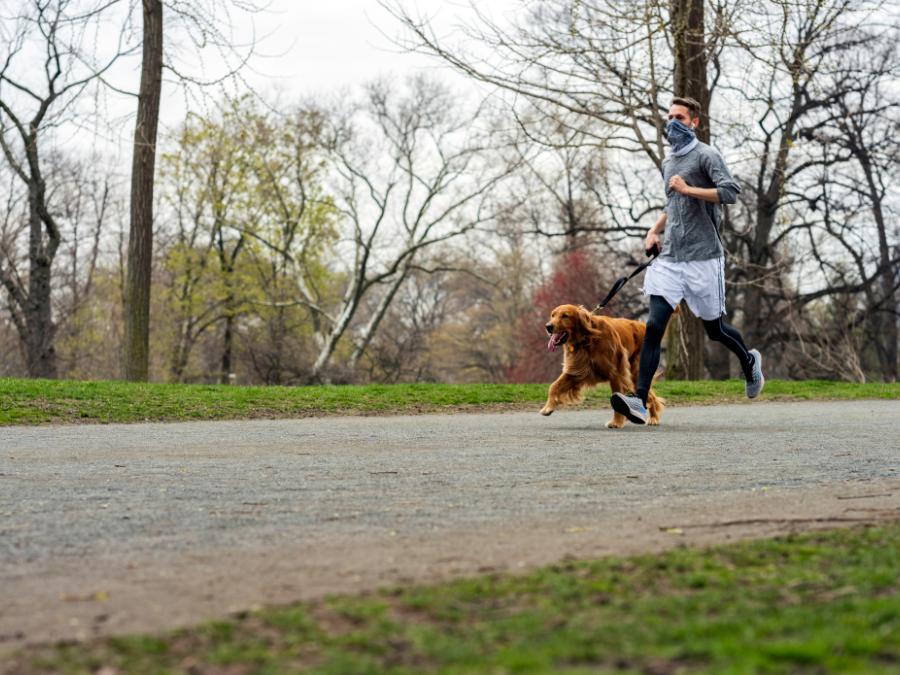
[642,256,726,320]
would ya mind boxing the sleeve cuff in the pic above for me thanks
[717,186,738,205]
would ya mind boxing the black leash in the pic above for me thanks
[592,245,660,314]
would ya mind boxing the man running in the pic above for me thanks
[610,96,764,425]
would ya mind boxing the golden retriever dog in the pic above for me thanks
[541,304,664,428]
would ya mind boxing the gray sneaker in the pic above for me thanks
[610,392,648,425]
[746,349,764,399]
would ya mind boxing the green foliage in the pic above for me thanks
[10,525,900,673]
[158,97,339,382]
[0,377,897,426]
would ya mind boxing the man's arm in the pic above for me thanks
[668,175,720,203]
[645,212,667,253]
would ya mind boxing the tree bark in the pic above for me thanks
[665,0,709,380]
[25,179,59,378]
[855,140,898,381]
[18,120,61,377]
[123,0,163,381]
[220,308,234,384]
[348,267,411,370]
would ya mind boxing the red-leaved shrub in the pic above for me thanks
[507,249,620,383]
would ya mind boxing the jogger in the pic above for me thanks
[610,96,765,426]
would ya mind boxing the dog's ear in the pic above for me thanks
[575,306,597,336]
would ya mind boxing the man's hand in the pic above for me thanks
[668,174,689,194]
[667,175,721,203]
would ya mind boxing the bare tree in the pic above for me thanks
[123,0,163,381]
[358,266,453,383]
[306,77,521,381]
[382,0,738,379]
[785,300,869,382]
[506,114,636,249]
[424,216,544,384]
[664,0,711,379]
[716,3,898,380]
[123,0,266,381]
[817,39,899,381]
[386,0,897,382]
[0,0,134,377]
[50,156,115,376]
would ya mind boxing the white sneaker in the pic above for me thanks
[610,392,648,425]
[746,349,765,399]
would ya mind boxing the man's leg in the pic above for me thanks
[703,316,765,397]
[702,316,753,377]
[611,295,674,424]
[635,295,676,405]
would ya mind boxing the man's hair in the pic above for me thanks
[671,96,701,119]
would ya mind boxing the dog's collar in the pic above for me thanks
[569,335,590,350]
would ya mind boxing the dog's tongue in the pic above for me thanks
[547,333,561,352]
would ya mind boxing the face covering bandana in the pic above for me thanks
[665,118,698,156]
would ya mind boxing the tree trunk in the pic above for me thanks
[267,308,287,385]
[665,305,705,379]
[220,305,234,385]
[170,321,192,382]
[860,155,898,381]
[25,211,58,378]
[20,143,60,379]
[310,296,359,382]
[123,0,163,381]
[874,256,898,384]
[348,268,410,371]
[665,0,709,380]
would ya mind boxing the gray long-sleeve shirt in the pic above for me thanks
[661,142,740,262]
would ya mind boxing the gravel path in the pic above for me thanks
[2,399,898,647]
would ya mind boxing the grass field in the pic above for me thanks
[8,523,899,674]
[1,377,898,426]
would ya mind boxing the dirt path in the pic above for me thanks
[1,400,898,648]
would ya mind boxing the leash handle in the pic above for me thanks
[592,247,660,312]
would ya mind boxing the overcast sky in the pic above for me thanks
[0,0,518,161]
[38,1,517,155]
[92,0,514,147]
[248,1,460,92]
[199,1,515,103]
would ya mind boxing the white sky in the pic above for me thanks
[247,1,464,92]
[162,0,515,123]
[58,0,517,155]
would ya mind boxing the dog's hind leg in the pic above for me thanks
[646,389,665,426]
[540,373,582,416]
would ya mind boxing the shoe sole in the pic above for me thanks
[747,350,765,399]
[748,374,765,399]
[610,393,647,425]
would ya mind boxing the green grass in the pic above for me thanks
[9,524,900,674]
[1,377,897,426]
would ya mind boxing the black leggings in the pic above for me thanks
[635,295,754,404]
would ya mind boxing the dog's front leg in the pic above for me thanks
[540,373,578,416]
[606,410,627,429]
